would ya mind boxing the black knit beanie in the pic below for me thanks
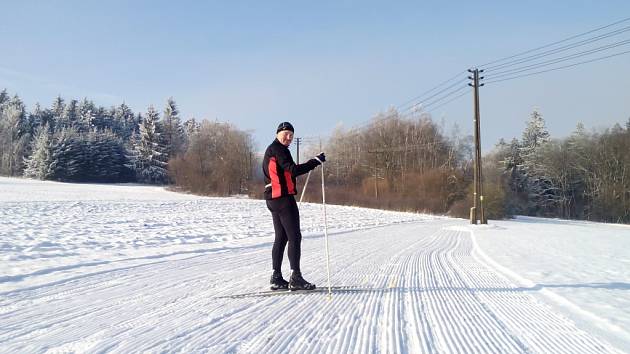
[276,121,294,133]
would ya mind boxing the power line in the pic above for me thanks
[338,18,630,142]
[396,70,467,109]
[328,81,466,139]
[478,16,630,67]
[403,85,469,114]
[399,82,469,114]
[340,71,470,136]
[426,90,471,114]
[399,78,466,112]
[485,48,630,85]
[485,38,630,79]
[368,19,630,128]
[485,25,630,72]
[338,83,469,138]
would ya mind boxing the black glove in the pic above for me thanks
[315,152,326,164]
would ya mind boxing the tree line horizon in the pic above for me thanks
[1,88,628,223]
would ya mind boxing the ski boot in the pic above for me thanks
[270,272,289,291]
[289,271,316,291]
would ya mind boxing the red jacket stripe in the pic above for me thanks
[269,157,282,198]
[284,170,295,194]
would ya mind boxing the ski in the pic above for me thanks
[217,286,345,299]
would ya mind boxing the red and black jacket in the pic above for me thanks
[263,139,319,200]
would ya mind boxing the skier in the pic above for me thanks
[263,122,325,291]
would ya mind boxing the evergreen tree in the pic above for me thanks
[59,99,80,129]
[521,109,550,159]
[48,127,83,181]
[29,103,45,133]
[116,102,138,140]
[130,105,168,184]
[0,95,30,175]
[113,102,136,140]
[134,112,143,135]
[78,98,96,132]
[0,89,9,107]
[505,138,526,195]
[184,118,200,137]
[50,96,65,131]
[83,129,130,181]
[23,124,53,179]
[93,105,109,130]
[161,97,185,159]
[183,118,200,151]
[33,125,131,182]
[519,110,558,215]
[491,137,527,215]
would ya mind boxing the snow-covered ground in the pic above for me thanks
[1,177,629,353]
[471,218,630,351]
[0,177,429,293]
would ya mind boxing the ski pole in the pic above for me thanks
[299,170,311,205]
[321,161,332,299]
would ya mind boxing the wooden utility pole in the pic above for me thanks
[468,68,487,224]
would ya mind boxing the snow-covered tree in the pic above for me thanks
[0,95,30,175]
[84,129,130,182]
[519,110,559,214]
[184,118,199,135]
[183,117,200,151]
[0,89,9,106]
[23,124,53,179]
[28,103,46,134]
[161,97,185,159]
[130,105,168,184]
[78,98,96,132]
[520,109,550,161]
[42,127,131,182]
[112,102,135,140]
[48,127,83,180]
[58,99,79,129]
[93,105,110,131]
[51,96,64,116]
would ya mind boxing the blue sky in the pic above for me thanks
[1,1,629,153]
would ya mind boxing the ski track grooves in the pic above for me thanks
[0,220,622,353]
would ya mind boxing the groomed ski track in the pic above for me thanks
[0,220,622,353]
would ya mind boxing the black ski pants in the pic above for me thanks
[266,195,302,273]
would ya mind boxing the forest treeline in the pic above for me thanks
[0,89,254,194]
[1,88,628,223]
[315,108,630,223]
[487,111,630,223]
[306,108,472,215]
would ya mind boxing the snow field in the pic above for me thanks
[0,177,429,293]
[1,222,623,353]
[471,218,630,351]
[1,177,628,353]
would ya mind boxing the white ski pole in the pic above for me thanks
[321,161,332,298]
[299,171,311,205]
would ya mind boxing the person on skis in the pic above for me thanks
[263,122,325,291]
